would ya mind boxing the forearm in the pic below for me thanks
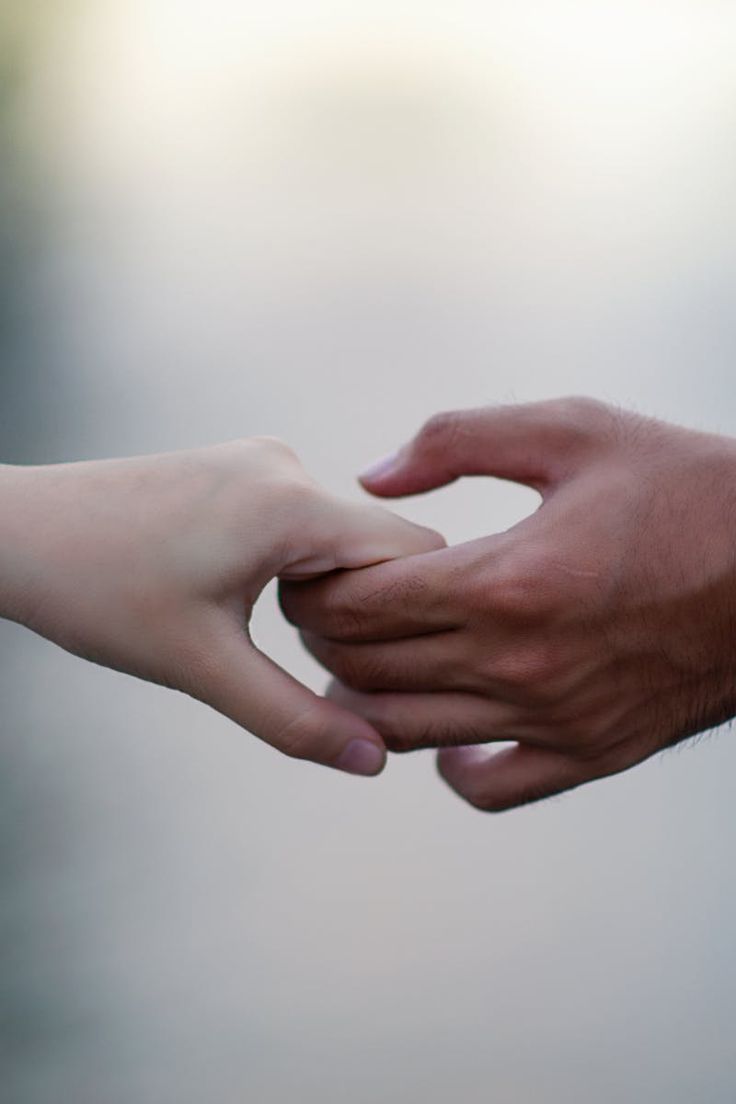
[0,462,43,626]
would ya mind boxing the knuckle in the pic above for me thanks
[491,643,562,696]
[488,650,529,689]
[484,549,572,624]
[215,436,297,469]
[542,396,624,457]
[485,562,550,622]
[312,567,411,639]
[221,438,315,511]
[334,569,430,636]
[249,435,300,461]
[492,571,539,620]
[381,570,432,608]
[334,651,384,692]
[545,395,611,433]
[249,437,312,488]
[389,721,482,753]
[430,721,486,749]
[328,601,371,641]
[417,410,465,455]
[276,707,326,761]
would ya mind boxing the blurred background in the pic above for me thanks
[2,2,736,1101]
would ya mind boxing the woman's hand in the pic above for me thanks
[0,438,443,775]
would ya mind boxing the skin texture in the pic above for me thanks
[0,438,442,775]
[281,398,736,811]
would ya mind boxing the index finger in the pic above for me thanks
[279,546,462,642]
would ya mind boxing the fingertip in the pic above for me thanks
[358,456,416,499]
[422,525,448,551]
[437,745,490,785]
[357,475,400,498]
[335,736,387,777]
[327,701,388,776]
[358,466,456,499]
[354,505,446,561]
[358,452,401,484]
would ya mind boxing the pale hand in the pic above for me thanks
[0,438,442,775]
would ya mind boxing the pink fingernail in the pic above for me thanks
[336,739,386,777]
[359,453,400,482]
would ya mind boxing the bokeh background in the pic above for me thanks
[2,2,736,1101]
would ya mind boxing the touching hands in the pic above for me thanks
[0,438,442,774]
[5,400,732,809]
[281,398,736,810]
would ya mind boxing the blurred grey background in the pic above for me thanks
[2,2,736,1101]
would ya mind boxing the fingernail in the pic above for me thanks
[336,739,386,777]
[359,452,400,482]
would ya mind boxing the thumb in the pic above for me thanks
[358,397,611,498]
[190,618,388,776]
[279,493,445,580]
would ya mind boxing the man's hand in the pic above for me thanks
[0,439,442,775]
[281,398,736,810]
